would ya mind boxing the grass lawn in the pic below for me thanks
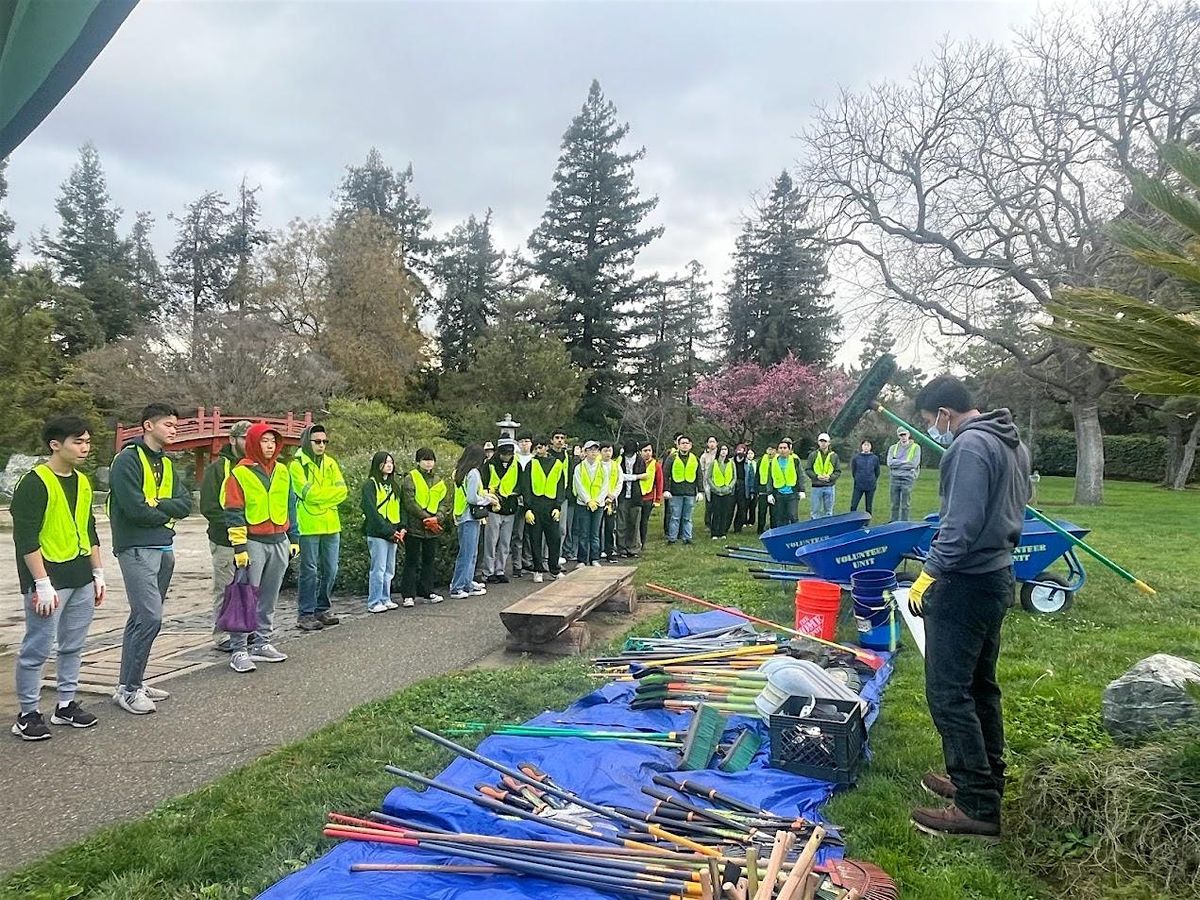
[2,474,1195,900]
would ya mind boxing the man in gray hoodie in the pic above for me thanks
[907,376,1030,841]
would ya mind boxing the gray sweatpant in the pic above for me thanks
[229,540,289,653]
[483,512,515,577]
[16,584,96,713]
[890,481,914,522]
[116,547,175,690]
[210,541,235,645]
[510,512,533,572]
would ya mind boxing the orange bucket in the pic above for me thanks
[794,580,842,641]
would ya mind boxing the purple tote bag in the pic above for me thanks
[216,567,259,633]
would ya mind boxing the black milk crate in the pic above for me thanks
[767,696,866,785]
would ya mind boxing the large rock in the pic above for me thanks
[0,453,43,502]
[1102,654,1200,742]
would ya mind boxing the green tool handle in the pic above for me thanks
[874,403,1156,596]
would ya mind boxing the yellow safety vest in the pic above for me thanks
[454,485,468,518]
[110,444,176,529]
[638,459,657,496]
[217,457,232,507]
[410,469,448,515]
[812,451,835,479]
[230,464,291,526]
[710,459,734,489]
[290,451,345,535]
[772,456,798,489]
[671,454,698,484]
[606,460,620,494]
[488,461,519,497]
[578,463,605,503]
[758,454,773,486]
[373,479,400,522]
[890,442,919,463]
[31,465,92,563]
[530,458,564,499]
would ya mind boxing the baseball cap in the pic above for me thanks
[818,432,831,442]
[583,440,600,450]
[483,441,495,450]
[229,420,253,439]
[497,438,517,451]
[897,426,910,436]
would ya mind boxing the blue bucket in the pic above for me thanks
[850,568,899,651]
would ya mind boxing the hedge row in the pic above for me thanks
[1031,430,1198,483]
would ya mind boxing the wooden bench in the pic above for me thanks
[500,566,637,655]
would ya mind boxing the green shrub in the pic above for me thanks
[1031,429,1198,483]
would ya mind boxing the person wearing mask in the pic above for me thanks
[767,440,803,528]
[731,444,754,534]
[450,444,497,599]
[907,376,1030,840]
[613,439,646,558]
[756,447,775,534]
[850,440,882,518]
[509,432,535,578]
[10,416,105,740]
[599,441,619,560]
[110,403,192,715]
[199,420,251,652]
[706,444,736,540]
[887,426,922,521]
[522,437,566,582]
[572,441,609,567]
[805,433,841,519]
[699,436,719,531]
[221,423,298,674]
[482,439,520,583]
[664,436,701,544]
[290,424,347,632]
[361,452,403,613]
[400,448,448,607]
[549,429,571,566]
[635,441,663,552]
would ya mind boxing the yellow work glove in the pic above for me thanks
[145,496,159,508]
[551,508,561,522]
[587,500,598,512]
[525,510,536,525]
[233,549,250,568]
[908,571,936,618]
[289,543,301,560]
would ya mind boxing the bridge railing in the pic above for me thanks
[114,407,314,452]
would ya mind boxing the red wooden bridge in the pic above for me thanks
[114,407,314,479]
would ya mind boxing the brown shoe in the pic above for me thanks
[921,771,957,800]
[912,805,1000,841]
[314,611,341,626]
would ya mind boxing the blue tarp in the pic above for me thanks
[665,608,752,637]
[260,614,894,900]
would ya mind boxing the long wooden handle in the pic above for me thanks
[774,826,825,900]
[752,830,790,900]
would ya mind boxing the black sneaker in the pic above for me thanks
[315,611,341,626]
[50,701,98,729]
[12,711,50,741]
[512,569,524,579]
[495,574,510,584]
[297,615,324,631]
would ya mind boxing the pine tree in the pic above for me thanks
[858,311,896,370]
[722,222,758,362]
[337,149,435,271]
[529,79,664,426]
[128,212,167,319]
[630,275,684,401]
[0,159,15,276]
[678,260,717,409]
[167,190,234,350]
[226,178,269,314]
[39,142,139,342]
[434,211,505,373]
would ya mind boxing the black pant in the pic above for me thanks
[756,494,770,534]
[600,507,617,556]
[924,567,1013,824]
[769,494,798,528]
[400,535,437,599]
[528,507,563,575]
[638,500,655,549]
[709,493,735,538]
[850,485,876,515]
[732,491,752,532]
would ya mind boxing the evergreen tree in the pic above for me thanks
[722,222,757,362]
[678,260,717,410]
[529,79,663,426]
[167,190,234,350]
[337,149,435,271]
[38,142,139,342]
[434,210,505,373]
[629,275,684,401]
[226,178,269,313]
[0,159,15,276]
[128,211,167,320]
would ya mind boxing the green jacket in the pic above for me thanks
[288,439,347,536]
[400,468,451,538]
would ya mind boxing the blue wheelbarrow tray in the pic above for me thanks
[753,520,935,587]
[755,512,872,564]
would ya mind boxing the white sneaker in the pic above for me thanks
[559,557,567,566]
[230,651,257,674]
[600,552,608,559]
[469,585,487,596]
[427,593,444,604]
[555,572,566,580]
[114,687,156,714]
[532,573,544,583]
[384,599,399,610]
[143,685,171,702]
[449,590,470,600]
[402,597,415,608]
[250,644,287,663]
[368,601,389,614]
[590,561,602,567]
[470,581,486,592]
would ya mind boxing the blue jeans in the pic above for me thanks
[810,486,835,518]
[367,536,397,606]
[17,584,96,713]
[667,494,696,542]
[298,533,340,616]
[574,506,603,564]
[451,519,482,593]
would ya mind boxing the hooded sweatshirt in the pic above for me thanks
[108,436,193,553]
[222,423,299,546]
[199,442,240,547]
[288,424,347,536]
[924,409,1031,577]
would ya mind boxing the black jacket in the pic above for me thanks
[108,437,192,553]
[361,476,401,538]
[199,444,239,547]
[850,452,881,490]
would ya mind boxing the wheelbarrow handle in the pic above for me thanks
[874,404,1156,596]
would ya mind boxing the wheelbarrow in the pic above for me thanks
[911,512,1090,614]
[750,520,936,589]
[720,512,871,565]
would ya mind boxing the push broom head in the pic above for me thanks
[828,353,897,437]
[718,728,762,773]
[679,704,726,771]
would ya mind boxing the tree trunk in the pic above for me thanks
[1171,416,1200,491]
[1071,400,1104,506]
[1163,416,1183,487]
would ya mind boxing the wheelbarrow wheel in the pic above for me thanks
[1019,572,1073,615]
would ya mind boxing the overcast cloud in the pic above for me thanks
[5,0,1039,363]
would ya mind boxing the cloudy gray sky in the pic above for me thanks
[6,0,1038,363]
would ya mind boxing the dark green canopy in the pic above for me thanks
[0,0,138,159]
